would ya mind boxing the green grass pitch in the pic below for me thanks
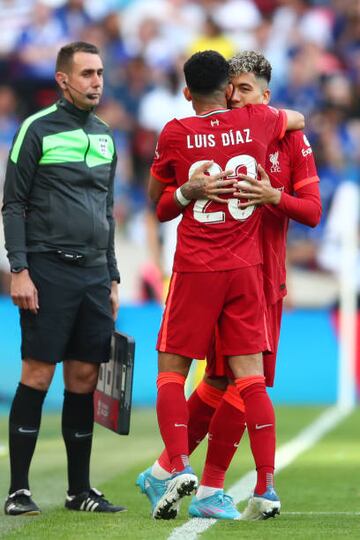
[0,406,359,539]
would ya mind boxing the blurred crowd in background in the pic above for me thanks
[0,0,359,304]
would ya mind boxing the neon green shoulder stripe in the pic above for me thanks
[10,103,58,164]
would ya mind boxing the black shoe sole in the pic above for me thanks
[262,508,280,519]
[153,479,197,520]
[154,500,178,520]
[177,479,197,497]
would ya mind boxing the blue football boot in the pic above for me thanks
[136,467,172,514]
[189,490,241,520]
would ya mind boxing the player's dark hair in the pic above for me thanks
[56,41,100,72]
[229,51,272,84]
[183,50,230,97]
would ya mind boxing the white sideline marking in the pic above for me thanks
[168,405,353,540]
[0,444,7,458]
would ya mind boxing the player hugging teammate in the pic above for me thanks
[137,49,320,521]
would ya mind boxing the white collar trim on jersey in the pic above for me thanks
[196,109,229,118]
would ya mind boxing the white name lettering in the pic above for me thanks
[186,134,216,149]
[221,129,252,146]
[186,129,252,149]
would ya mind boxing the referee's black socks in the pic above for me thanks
[9,382,47,493]
[62,390,94,495]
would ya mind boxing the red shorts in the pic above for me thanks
[206,298,283,386]
[157,265,270,359]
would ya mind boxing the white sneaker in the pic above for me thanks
[241,487,281,521]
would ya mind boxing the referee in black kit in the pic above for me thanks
[2,42,125,516]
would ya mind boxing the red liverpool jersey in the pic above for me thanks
[262,130,319,304]
[151,104,286,272]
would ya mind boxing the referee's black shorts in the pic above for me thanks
[20,253,114,364]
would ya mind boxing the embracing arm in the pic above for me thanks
[283,109,305,131]
[236,164,321,227]
[276,182,322,227]
[156,161,236,222]
[156,185,179,222]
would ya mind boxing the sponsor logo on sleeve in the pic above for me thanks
[302,134,313,156]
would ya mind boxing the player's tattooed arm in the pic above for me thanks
[179,161,236,205]
[156,161,237,222]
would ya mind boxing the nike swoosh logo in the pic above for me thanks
[174,423,187,428]
[18,427,38,434]
[199,505,225,516]
[255,423,273,430]
[75,432,93,438]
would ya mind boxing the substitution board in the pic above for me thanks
[94,331,135,435]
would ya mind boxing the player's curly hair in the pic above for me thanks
[184,50,229,96]
[229,51,272,83]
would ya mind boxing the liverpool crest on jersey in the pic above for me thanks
[269,151,281,173]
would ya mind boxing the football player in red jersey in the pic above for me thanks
[137,51,321,521]
[141,50,305,520]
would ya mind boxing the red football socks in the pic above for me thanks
[156,372,191,473]
[189,381,224,453]
[158,380,224,472]
[200,395,246,488]
[235,375,275,494]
